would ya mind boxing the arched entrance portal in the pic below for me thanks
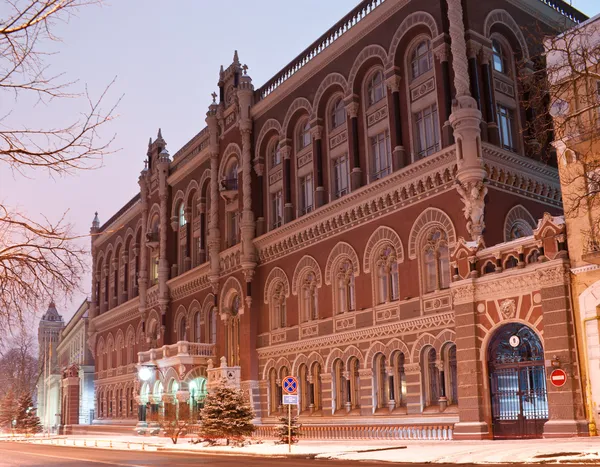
[488,323,548,439]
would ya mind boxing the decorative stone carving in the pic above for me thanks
[456,180,488,240]
[499,299,517,320]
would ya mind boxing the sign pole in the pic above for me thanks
[288,403,291,453]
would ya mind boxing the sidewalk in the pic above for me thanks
[2,433,600,463]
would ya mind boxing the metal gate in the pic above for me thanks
[488,323,548,439]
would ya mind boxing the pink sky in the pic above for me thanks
[3,0,598,325]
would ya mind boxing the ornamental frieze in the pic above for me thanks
[410,77,436,102]
[367,106,388,127]
[329,130,348,150]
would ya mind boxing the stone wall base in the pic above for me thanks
[543,419,589,438]
[452,421,492,440]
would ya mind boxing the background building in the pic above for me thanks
[36,303,64,431]
[547,13,600,435]
[89,0,590,440]
[56,300,95,429]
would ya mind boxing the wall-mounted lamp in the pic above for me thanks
[551,355,561,368]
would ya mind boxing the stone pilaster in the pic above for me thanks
[344,99,362,190]
[138,171,149,339]
[206,105,221,294]
[385,72,407,169]
[156,146,171,340]
[358,368,374,416]
[404,363,423,415]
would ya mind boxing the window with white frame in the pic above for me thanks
[422,346,440,407]
[497,104,515,151]
[333,155,350,199]
[297,121,311,151]
[300,271,318,322]
[367,70,386,107]
[271,190,283,229]
[414,104,440,158]
[178,203,186,227]
[422,228,450,293]
[492,39,506,74]
[336,259,355,314]
[270,140,281,168]
[299,173,314,215]
[371,130,392,180]
[331,97,346,129]
[271,282,287,329]
[376,245,399,303]
[411,39,433,80]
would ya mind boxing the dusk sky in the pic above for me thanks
[4,0,599,324]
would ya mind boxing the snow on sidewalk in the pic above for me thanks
[4,433,600,463]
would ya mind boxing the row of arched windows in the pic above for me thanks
[267,343,457,416]
[96,385,135,419]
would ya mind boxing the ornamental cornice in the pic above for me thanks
[92,297,140,333]
[254,146,457,264]
[167,263,211,302]
[451,259,570,304]
[94,202,142,249]
[482,143,560,183]
[256,311,455,360]
[504,0,578,28]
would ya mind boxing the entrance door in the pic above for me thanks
[488,323,548,439]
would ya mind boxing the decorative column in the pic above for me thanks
[121,252,129,303]
[467,42,482,111]
[138,169,149,343]
[447,0,486,242]
[386,366,396,413]
[281,143,294,223]
[237,72,257,305]
[436,360,448,412]
[254,161,265,236]
[88,213,100,344]
[184,207,192,272]
[311,122,326,208]
[156,139,171,342]
[345,99,362,190]
[206,102,221,297]
[385,73,407,169]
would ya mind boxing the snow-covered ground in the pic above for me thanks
[1,433,599,463]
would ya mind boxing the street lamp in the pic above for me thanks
[138,366,153,382]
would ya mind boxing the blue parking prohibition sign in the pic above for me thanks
[282,376,298,395]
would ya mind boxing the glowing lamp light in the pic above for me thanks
[138,366,153,382]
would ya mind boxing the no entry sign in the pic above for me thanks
[550,368,567,388]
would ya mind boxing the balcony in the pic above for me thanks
[582,231,600,265]
[145,231,159,249]
[138,341,216,367]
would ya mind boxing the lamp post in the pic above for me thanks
[135,364,155,434]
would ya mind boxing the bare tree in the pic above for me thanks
[523,18,600,246]
[0,326,38,398]
[0,0,119,329]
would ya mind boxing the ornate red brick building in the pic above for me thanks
[89,0,591,440]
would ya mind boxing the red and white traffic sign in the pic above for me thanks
[550,368,567,388]
[282,376,298,395]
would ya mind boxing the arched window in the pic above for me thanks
[492,39,506,74]
[336,259,355,314]
[376,246,400,304]
[193,311,202,343]
[268,368,279,415]
[367,70,386,107]
[299,364,310,413]
[347,357,360,410]
[422,347,439,407]
[311,362,322,411]
[226,294,241,366]
[333,359,346,412]
[331,97,346,129]
[374,353,388,410]
[178,203,186,227]
[224,159,238,190]
[422,228,450,293]
[270,140,281,168]
[300,271,318,322]
[391,351,406,408]
[297,120,311,151]
[411,39,433,80]
[527,249,540,264]
[483,261,496,275]
[271,282,287,329]
[505,255,519,269]
[444,344,458,406]
[178,317,186,342]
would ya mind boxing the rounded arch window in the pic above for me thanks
[411,39,433,80]
[297,120,311,151]
[178,202,186,227]
[367,69,386,107]
[492,39,506,74]
[223,158,239,190]
[231,293,241,315]
[330,97,346,130]
[269,139,281,168]
[422,228,450,293]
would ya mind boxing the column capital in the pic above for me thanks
[345,101,360,119]
[433,43,451,63]
[385,74,402,93]
[310,124,324,141]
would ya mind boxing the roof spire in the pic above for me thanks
[233,50,239,64]
[91,211,100,230]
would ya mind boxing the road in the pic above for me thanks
[0,441,397,466]
[0,442,595,467]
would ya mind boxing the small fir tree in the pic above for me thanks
[198,381,255,445]
[275,413,301,445]
[15,393,42,436]
[0,389,17,431]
